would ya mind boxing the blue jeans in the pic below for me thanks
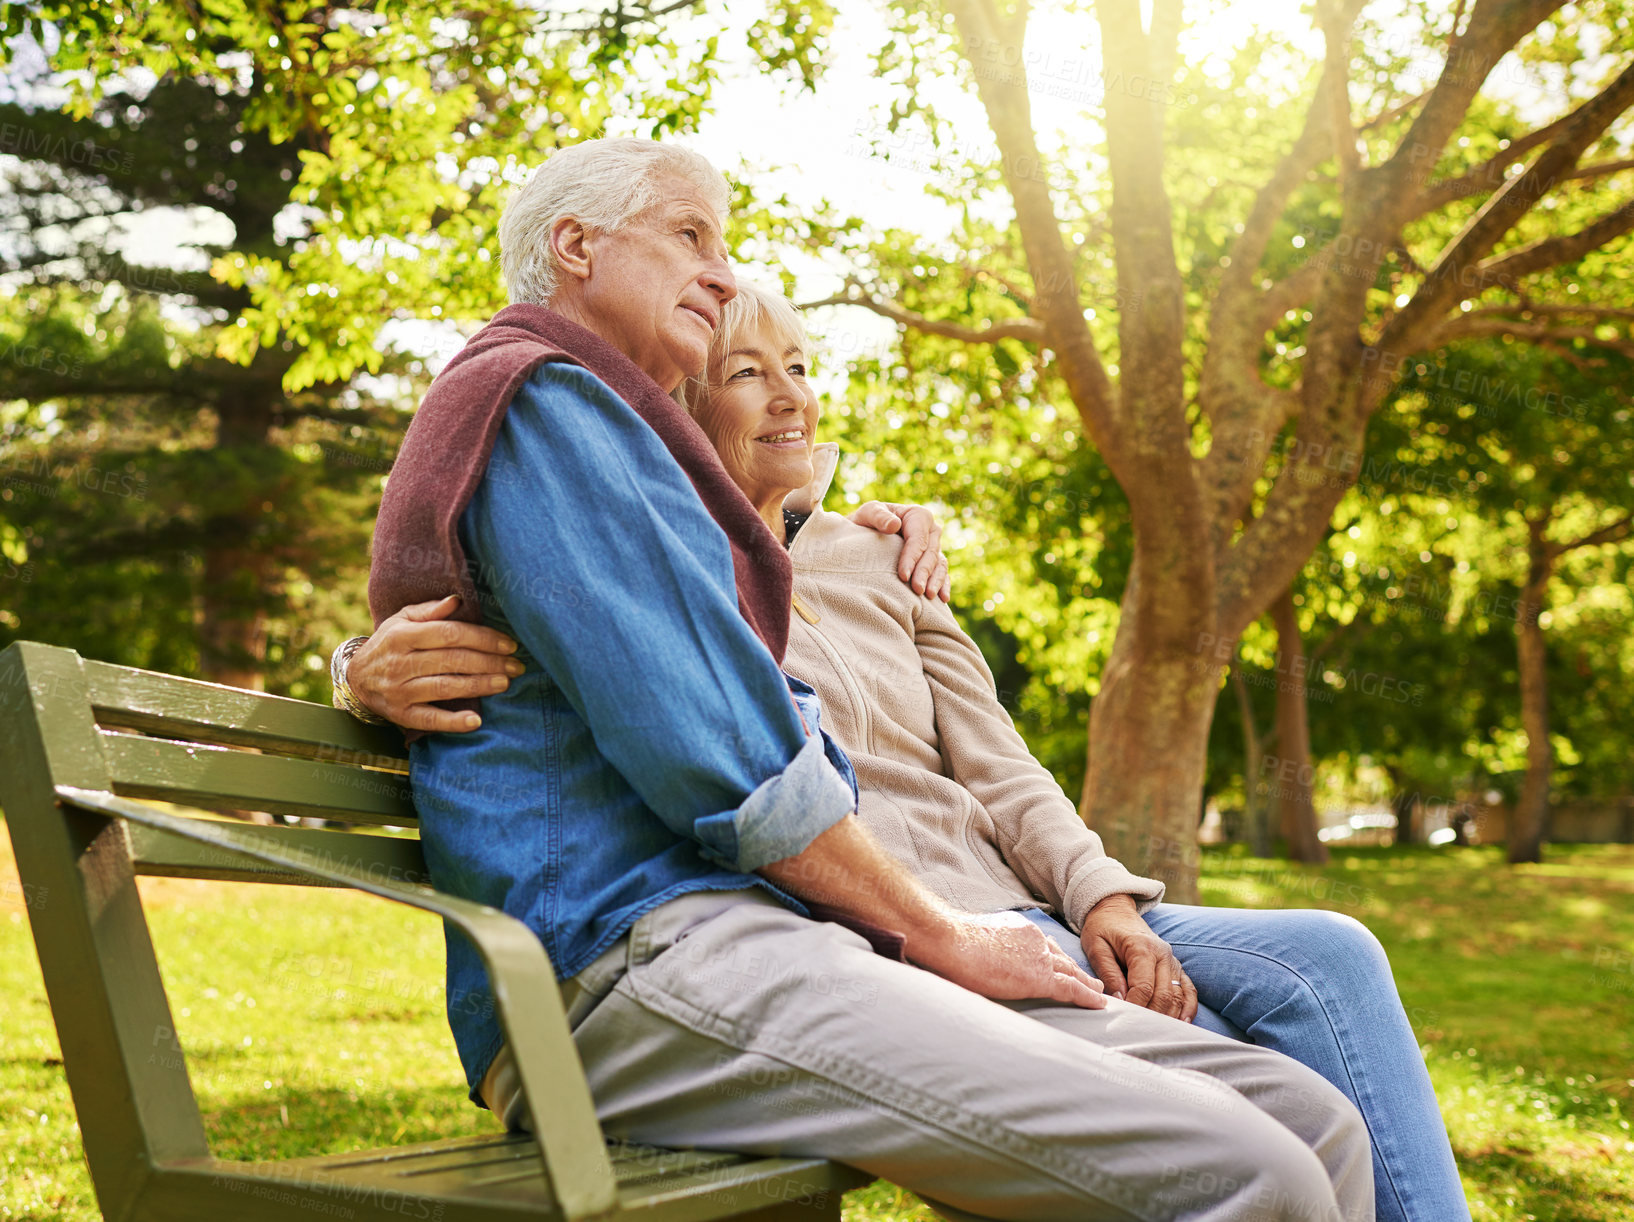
[1022,904,1470,1222]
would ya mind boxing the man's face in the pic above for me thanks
[574,175,736,391]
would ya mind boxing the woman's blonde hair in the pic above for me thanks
[676,281,808,414]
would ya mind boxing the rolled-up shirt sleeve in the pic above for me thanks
[461,362,854,872]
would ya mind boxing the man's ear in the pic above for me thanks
[549,216,593,284]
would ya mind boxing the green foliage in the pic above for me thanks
[748,0,839,88]
[1205,327,1634,817]
[798,235,1133,795]
[0,0,817,689]
[7,0,730,390]
[4,0,1631,817]
[0,56,403,685]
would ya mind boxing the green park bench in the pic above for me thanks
[0,640,870,1222]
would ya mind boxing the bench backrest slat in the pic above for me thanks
[84,657,411,769]
[102,733,418,826]
[0,640,648,1222]
[126,819,431,887]
[0,640,437,1218]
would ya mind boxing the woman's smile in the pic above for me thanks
[756,427,808,448]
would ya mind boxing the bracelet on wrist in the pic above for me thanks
[330,635,391,726]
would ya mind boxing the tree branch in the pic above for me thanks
[1200,0,1364,552]
[1407,110,1576,217]
[1463,301,1634,322]
[1318,0,1364,186]
[641,0,706,18]
[1071,0,1224,652]
[1213,55,1337,319]
[944,0,1120,464]
[1208,4,1571,645]
[1371,0,1571,213]
[1359,86,1434,132]
[1409,143,1634,231]
[1150,0,1182,98]
[1563,158,1634,184]
[1470,193,1634,291]
[1257,260,1327,328]
[1554,512,1634,556]
[1426,314,1634,360]
[964,262,1038,311]
[796,285,1047,344]
[1377,59,1634,359]
[1449,0,1472,38]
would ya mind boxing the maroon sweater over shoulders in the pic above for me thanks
[368,304,792,669]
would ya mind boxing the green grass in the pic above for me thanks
[1197,844,1634,1221]
[3,831,1631,1221]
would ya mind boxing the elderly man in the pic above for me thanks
[365,137,1373,1222]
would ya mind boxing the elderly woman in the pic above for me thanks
[341,280,1468,1222]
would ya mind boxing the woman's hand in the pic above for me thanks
[847,501,952,601]
[1079,894,1198,1021]
[348,595,521,733]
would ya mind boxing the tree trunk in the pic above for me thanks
[1270,588,1329,864]
[930,0,1630,902]
[1231,664,1273,857]
[1391,786,1422,845]
[196,396,278,690]
[1509,518,1555,864]
[1081,567,1223,904]
[197,535,273,689]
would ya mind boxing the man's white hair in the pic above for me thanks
[499,138,730,305]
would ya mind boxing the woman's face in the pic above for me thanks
[693,320,821,511]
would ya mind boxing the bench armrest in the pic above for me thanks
[55,785,619,1221]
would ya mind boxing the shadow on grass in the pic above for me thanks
[200,1083,503,1164]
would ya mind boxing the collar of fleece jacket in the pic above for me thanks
[781,441,841,515]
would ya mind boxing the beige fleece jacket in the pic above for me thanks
[781,446,1165,931]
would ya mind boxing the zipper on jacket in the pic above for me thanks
[794,609,875,752]
[788,512,874,749]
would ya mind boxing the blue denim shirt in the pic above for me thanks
[409,362,858,1098]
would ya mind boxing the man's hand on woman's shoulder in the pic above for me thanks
[845,501,952,602]
[344,595,522,733]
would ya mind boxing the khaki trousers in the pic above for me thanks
[484,890,1374,1222]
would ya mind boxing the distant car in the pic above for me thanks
[1317,811,1399,845]
[1348,813,1398,830]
